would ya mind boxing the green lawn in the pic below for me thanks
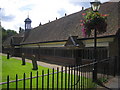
[1,55,53,88]
[1,55,96,88]
[1,55,52,82]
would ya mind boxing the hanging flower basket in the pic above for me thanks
[80,11,108,37]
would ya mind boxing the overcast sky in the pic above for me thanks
[0,0,112,32]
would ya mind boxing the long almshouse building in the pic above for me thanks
[3,2,120,65]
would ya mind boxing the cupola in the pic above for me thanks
[24,16,32,31]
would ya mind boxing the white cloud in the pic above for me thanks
[0,0,111,33]
[0,0,83,32]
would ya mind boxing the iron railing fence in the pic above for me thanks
[1,56,117,89]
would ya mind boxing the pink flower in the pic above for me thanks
[80,20,83,22]
[102,14,109,17]
[80,23,84,26]
[82,27,87,37]
[82,13,86,16]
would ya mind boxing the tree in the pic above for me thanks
[1,27,18,43]
[19,27,24,33]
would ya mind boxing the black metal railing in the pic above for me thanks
[1,56,117,89]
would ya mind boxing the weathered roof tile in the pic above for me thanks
[19,2,119,44]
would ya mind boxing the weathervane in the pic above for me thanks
[28,12,29,18]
